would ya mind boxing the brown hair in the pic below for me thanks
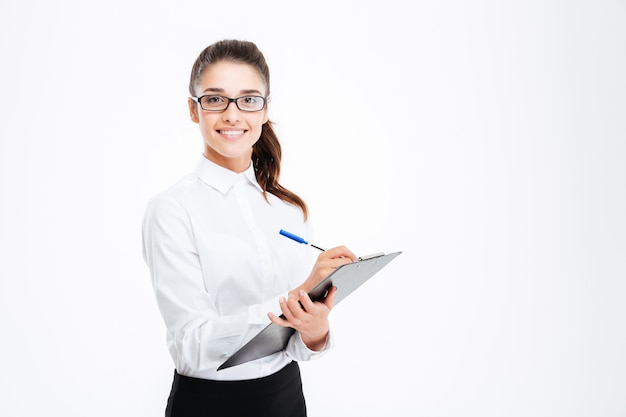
[189,39,308,220]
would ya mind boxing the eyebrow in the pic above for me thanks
[201,87,264,96]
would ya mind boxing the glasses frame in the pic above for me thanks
[191,95,267,112]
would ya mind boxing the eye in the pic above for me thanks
[204,95,225,104]
[241,96,259,104]
[237,96,265,111]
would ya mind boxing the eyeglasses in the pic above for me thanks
[191,95,267,112]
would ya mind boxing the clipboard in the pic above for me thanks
[218,251,402,370]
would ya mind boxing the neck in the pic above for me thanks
[203,150,251,173]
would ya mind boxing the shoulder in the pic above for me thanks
[144,174,199,222]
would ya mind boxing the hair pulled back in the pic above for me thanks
[189,39,308,220]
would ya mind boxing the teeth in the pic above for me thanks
[220,130,244,136]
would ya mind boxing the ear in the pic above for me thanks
[262,96,270,124]
[188,98,200,123]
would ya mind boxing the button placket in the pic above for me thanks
[233,178,274,298]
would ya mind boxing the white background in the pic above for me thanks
[1,1,625,416]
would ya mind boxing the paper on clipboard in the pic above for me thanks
[218,251,402,371]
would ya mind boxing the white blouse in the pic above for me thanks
[142,156,333,381]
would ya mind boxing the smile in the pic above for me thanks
[219,129,245,137]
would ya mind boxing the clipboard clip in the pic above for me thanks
[357,252,385,261]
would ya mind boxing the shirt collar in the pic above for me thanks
[194,156,263,194]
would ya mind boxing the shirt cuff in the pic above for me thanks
[285,327,335,362]
[247,293,287,325]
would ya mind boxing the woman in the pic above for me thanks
[142,39,356,416]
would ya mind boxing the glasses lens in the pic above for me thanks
[199,95,227,111]
[236,96,265,111]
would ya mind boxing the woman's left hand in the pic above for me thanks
[268,286,338,351]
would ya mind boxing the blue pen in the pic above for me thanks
[279,229,325,252]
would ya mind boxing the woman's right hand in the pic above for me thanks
[291,245,357,296]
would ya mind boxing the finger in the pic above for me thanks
[279,296,294,320]
[322,245,358,262]
[312,254,355,274]
[322,285,337,310]
[327,256,356,269]
[280,295,302,324]
[297,290,316,312]
[267,312,291,328]
[285,293,306,319]
[314,257,355,279]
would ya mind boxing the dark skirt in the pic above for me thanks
[165,361,307,417]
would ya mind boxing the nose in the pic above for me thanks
[222,100,241,123]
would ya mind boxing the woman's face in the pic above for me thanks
[188,60,269,173]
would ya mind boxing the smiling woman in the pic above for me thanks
[141,39,357,417]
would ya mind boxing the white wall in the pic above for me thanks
[1,1,625,416]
